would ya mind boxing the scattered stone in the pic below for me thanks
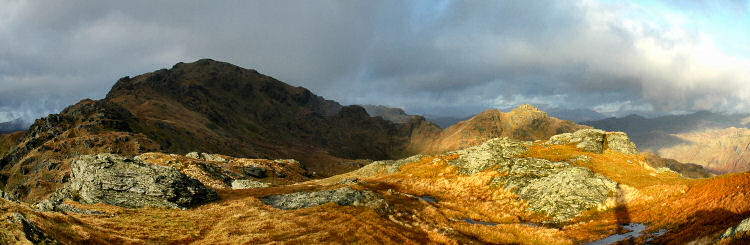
[339,178,359,185]
[63,153,218,209]
[5,212,58,244]
[260,187,388,214]
[185,152,228,162]
[606,132,639,154]
[230,179,269,189]
[719,217,750,240]
[185,152,200,159]
[201,153,227,162]
[243,166,267,178]
[449,138,529,174]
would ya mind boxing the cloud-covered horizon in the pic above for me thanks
[1,0,749,123]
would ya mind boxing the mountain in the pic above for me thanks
[582,111,750,138]
[0,118,29,134]
[0,59,447,201]
[582,111,750,174]
[422,104,588,153]
[360,105,417,124]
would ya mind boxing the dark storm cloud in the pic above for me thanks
[1,0,748,123]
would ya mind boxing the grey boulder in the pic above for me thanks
[66,153,218,209]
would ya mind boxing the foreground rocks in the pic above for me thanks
[51,154,218,209]
[260,187,388,214]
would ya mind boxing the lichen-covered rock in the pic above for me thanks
[66,154,218,209]
[230,179,269,189]
[605,132,638,154]
[495,158,571,191]
[449,138,529,174]
[546,129,606,153]
[719,217,750,240]
[492,157,617,222]
[260,187,388,214]
[515,167,617,222]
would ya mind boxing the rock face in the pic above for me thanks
[719,217,750,240]
[449,138,530,174]
[65,154,218,209]
[260,187,386,212]
[547,129,638,154]
[492,157,617,222]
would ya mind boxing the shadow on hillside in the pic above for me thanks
[614,184,630,233]
[654,208,750,244]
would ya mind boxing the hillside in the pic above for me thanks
[2,129,749,244]
[423,105,587,153]
[0,132,24,158]
[655,127,750,174]
[583,112,750,174]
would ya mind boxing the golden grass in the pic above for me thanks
[4,138,750,244]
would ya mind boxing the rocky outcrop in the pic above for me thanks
[547,129,605,153]
[492,157,617,222]
[546,129,639,154]
[606,132,638,154]
[61,154,218,209]
[449,138,530,174]
[260,187,388,213]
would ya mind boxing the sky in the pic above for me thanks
[1,0,749,123]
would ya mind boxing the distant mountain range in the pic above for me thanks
[582,112,750,174]
[0,118,29,134]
